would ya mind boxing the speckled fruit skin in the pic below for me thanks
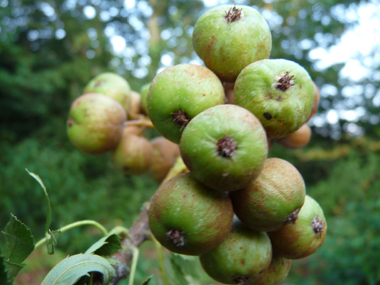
[84,73,131,112]
[234,59,314,139]
[147,64,225,143]
[193,5,271,82]
[277,123,312,149]
[111,132,153,176]
[149,137,180,183]
[140,83,150,114]
[199,220,272,285]
[148,172,234,256]
[231,158,306,232]
[180,104,268,192]
[268,195,327,259]
[252,256,291,285]
[67,93,126,154]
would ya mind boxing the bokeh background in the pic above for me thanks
[1,0,380,284]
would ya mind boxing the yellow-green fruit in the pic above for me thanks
[199,220,272,284]
[193,5,271,82]
[231,158,306,232]
[84,72,131,112]
[277,123,312,149]
[146,64,225,143]
[148,172,234,256]
[140,83,150,114]
[234,59,314,139]
[67,93,126,154]
[149,137,180,183]
[251,256,291,285]
[111,133,153,175]
[268,195,327,259]
[128,91,143,119]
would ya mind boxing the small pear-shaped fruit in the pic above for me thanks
[128,91,143,119]
[148,172,234,256]
[180,104,267,192]
[149,137,180,183]
[67,93,126,154]
[251,256,291,285]
[231,158,306,232]
[234,59,314,139]
[277,123,311,149]
[268,195,327,259]
[147,64,225,143]
[84,72,131,112]
[199,219,272,285]
[140,83,150,114]
[111,132,153,175]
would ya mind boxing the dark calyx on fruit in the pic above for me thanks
[217,136,238,157]
[311,217,324,237]
[234,276,249,285]
[225,6,242,23]
[166,229,186,247]
[263,112,272,120]
[284,209,300,223]
[172,109,190,128]
[275,71,296,91]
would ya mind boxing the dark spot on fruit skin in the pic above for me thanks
[67,117,74,127]
[311,217,324,237]
[276,71,296,91]
[234,276,249,285]
[225,6,243,23]
[166,229,186,247]
[94,80,104,87]
[276,95,282,101]
[216,136,238,157]
[284,209,300,223]
[263,112,272,120]
[171,109,190,129]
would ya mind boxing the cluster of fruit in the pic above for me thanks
[66,72,180,183]
[147,5,326,285]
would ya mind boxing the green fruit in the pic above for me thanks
[111,132,153,176]
[231,158,305,232]
[146,64,225,143]
[234,59,314,139]
[84,72,131,112]
[180,104,267,192]
[199,220,272,285]
[193,5,271,82]
[140,83,150,114]
[67,93,126,154]
[251,256,291,285]
[149,137,180,183]
[148,172,234,256]
[268,195,327,259]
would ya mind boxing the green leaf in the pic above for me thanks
[166,254,189,285]
[3,261,23,283]
[47,229,61,255]
[84,234,122,256]
[26,169,52,234]
[141,275,153,285]
[1,214,35,265]
[0,248,11,285]
[41,253,116,285]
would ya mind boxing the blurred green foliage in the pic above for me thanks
[1,0,380,284]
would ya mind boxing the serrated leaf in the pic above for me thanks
[84,234,122,256]
[41,253,116,285]
[3,261,23,283]
[26,169,51,234]
[141,275,153,285]
[47,230,61,255]
[0,248,11,285]
[1,214,35,265]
